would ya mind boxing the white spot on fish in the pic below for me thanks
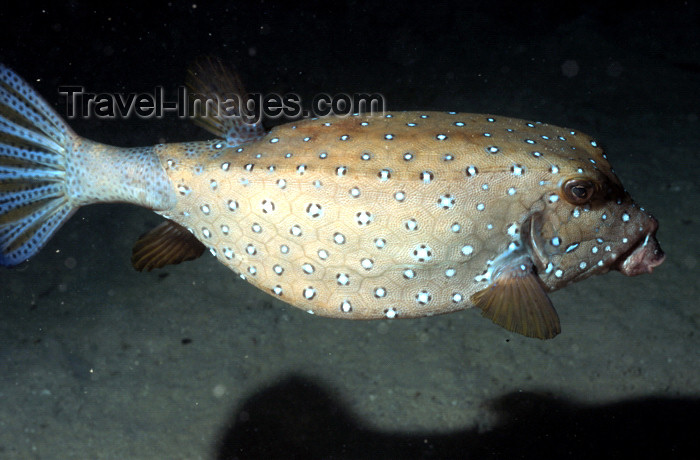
[303,287,317,300]
[404,219,418,231]
[306,203,323,218]
[412,244,433,262]
[356,211,373,225]
[438,194,455,209]
[302,263,315,274]
[261,200,275,213]
[416,290,432,305]
[507,223,519,238]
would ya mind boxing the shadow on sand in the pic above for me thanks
[215,375,699,459]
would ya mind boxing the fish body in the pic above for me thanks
[0,63,664,339]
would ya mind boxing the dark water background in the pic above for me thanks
[1,1,698,458]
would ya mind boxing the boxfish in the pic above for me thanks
[0,61,664,339]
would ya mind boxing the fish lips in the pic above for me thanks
[616,217,665,276]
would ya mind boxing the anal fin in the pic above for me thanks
[471,262,561,340]
[131,220,206,271]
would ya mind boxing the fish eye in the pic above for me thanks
[562,178,595,205]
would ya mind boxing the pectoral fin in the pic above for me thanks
[471,262,560,340]
[131,220,206,271]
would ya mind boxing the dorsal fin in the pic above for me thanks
[471,261,561,340]
[131,220,206,271]
[186,57,265,145]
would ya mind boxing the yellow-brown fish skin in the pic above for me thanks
[0,62,664,338]
[155,112,663,320]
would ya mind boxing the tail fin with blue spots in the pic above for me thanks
[0,64,77,266]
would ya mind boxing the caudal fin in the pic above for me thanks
[0,65,76,266]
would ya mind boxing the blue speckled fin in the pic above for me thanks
[186,57,265,146]
[0,64,76,266]
[471,259,561,340]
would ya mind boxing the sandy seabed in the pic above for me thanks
[0,2,698,459]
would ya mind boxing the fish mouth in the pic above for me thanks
[523,211,665,279]
[616,218,665,276]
